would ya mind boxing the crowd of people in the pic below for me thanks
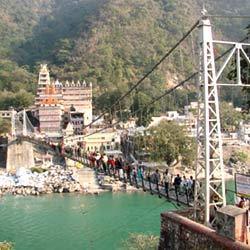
[83,152,196,203]
[35,137,197,204]
[40,138,197,204]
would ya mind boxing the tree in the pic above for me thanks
[220,102,242,132]
[130,92,155,127]
[12,90,34,109]
[230,150,248,164]
[0,90,34,110]
[136,121,196,166]
[122,233,159,250]
[0,59,35,92]
[53,39,73,65]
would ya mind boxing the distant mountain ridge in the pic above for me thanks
[0,0,249,110]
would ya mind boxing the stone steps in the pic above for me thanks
[77,167,100,193]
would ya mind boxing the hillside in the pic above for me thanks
[0,0,249,112]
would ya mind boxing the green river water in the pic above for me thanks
[0,192,180,250]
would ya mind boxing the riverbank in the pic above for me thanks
[0,165,142,197]
[0,165,82,196]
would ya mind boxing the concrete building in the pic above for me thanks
[38,104,64,138]
[148,116,168,128]
[148,111,197,137]
[35,65,93,138]
[0,110,15,120]
[83,131,121,152]
[239,122,250,144]
[63,122,74,137]
[68,111,84,135]
[62,80,92,125]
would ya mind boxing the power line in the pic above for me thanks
[83,20,200,129]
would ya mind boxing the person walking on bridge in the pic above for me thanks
[102,154,108,174]
[173,174,182,202]
[154,169,161,192]
[163,169,171,199]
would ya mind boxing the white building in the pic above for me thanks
[148,116,168,128]
[239,122,250,144]
[83,131,121,152]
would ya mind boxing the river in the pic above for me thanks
[0,192,180,250]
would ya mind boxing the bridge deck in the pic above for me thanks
[14,136,193,206]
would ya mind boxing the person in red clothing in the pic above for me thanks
[89,153,96,168]
[107,155,115,175]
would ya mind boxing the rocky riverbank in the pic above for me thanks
[0,165,143,197]
[0,165,82,196]
[98,174,140,192]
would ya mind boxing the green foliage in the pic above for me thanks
[0,60,35,92]
[130,92,155,127]
[136,121,195,166]
[53,39,74,65]
[0,0,249,112]
[0,118,11,135]
[230,151,248,164]
[122,233,159,250]
[0,90,34,110]
[220,102,243,132]
[30,167,47,174]
[0,241,13,250]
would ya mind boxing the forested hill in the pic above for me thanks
[0,0,249,111]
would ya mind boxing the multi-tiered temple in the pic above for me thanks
[36,64,93,138]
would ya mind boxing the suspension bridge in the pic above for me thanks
[4,11,250,228]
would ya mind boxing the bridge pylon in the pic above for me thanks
[194,12,250,226]
[194,15,226,226]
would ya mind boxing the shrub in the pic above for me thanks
[0,241,14,250]
[122,233,159,250]
[30,167,47,173]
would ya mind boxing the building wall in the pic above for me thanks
[159,211,249,250]
[6,141,35,173]
[38,105,63,137]
[83,132,120,152]
[62,85,92,125]
[0,110,13,119]
[35,65,93,136]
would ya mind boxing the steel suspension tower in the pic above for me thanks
[195,12,250,226]
[195,14,226,226]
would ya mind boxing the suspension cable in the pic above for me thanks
[81,33,249,139]
[79,30,249,139]
[85,20,248,131]
[207,15,250,19]
[82,74,193,139]
[83,20,200,129]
